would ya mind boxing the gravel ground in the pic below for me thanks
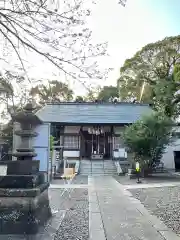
[129,186,180,235]
[53,188,89,240]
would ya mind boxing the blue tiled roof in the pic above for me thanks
[36,102,152,124]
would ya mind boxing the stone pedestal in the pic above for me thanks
[0,184,51,234]
[0,102,52,235]
[0,162,52,235]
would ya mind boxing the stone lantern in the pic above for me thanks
[0,102,51,235]
[12,102,40,173]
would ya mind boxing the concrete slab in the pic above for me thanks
[89,202,100,213]
[89,176,180,240]
[89,177,106,240]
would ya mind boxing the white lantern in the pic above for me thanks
[97,128,101,135]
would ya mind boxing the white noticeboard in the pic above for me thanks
[0,165,7,176]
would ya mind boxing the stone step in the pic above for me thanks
[89,174,117,176]
[90,168,116,171]
[80,160,117,175]
[104,169,117,172]
[80,167,91,169]
[81,172,117,174]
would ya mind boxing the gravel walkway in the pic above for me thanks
[129,185,180,235]
[54,188,89,240]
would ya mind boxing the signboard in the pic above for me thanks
[136,162,140,172]
[0,165,7,176]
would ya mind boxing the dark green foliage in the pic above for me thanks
[117,35,180,118]
[123,112,173,167]
[75,96,84,102]
[97,85,119,101]
[30,80,74,103]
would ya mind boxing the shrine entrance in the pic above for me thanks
[80,126,112,160]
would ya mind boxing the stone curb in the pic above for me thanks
[88,177,106,240]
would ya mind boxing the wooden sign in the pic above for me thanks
[64,168,74,175]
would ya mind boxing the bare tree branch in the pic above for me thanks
[0,0,111,87]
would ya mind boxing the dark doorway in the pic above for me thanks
[174,151,180,171]
[80,129,111,159]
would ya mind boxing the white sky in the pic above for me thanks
[1,0,179,94]
[89,0,177,86]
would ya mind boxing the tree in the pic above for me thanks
[123,112,173,173]
[117,35,180,102]
[84,85,102,101]
[153,77,178,118]
[30,80,73,103]
[149,64,180,118]
[97,85,119,101]
[0,71,29,121]
[83,85,119,102]
[0,121,13,149]
[75,96,84,102]
[0,0,110,84]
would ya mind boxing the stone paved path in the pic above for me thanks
[89,176,180,240]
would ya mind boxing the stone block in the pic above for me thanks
[0,182,49,197]
[0,185,52,235]
[0,160,40,175]
[0,173,45,189]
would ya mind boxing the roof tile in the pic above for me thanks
[36,102,152,124]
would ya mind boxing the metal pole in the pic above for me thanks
[91,133,93,154]
[104,131,105,155]
[96,133,98,154]
[64,157,66,173]
[97,135,99,154]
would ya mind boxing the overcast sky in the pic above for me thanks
[3,0,180,94]
[91,0,180,85]
[46,0,180,90]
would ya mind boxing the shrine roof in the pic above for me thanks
[36,102,152,125]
